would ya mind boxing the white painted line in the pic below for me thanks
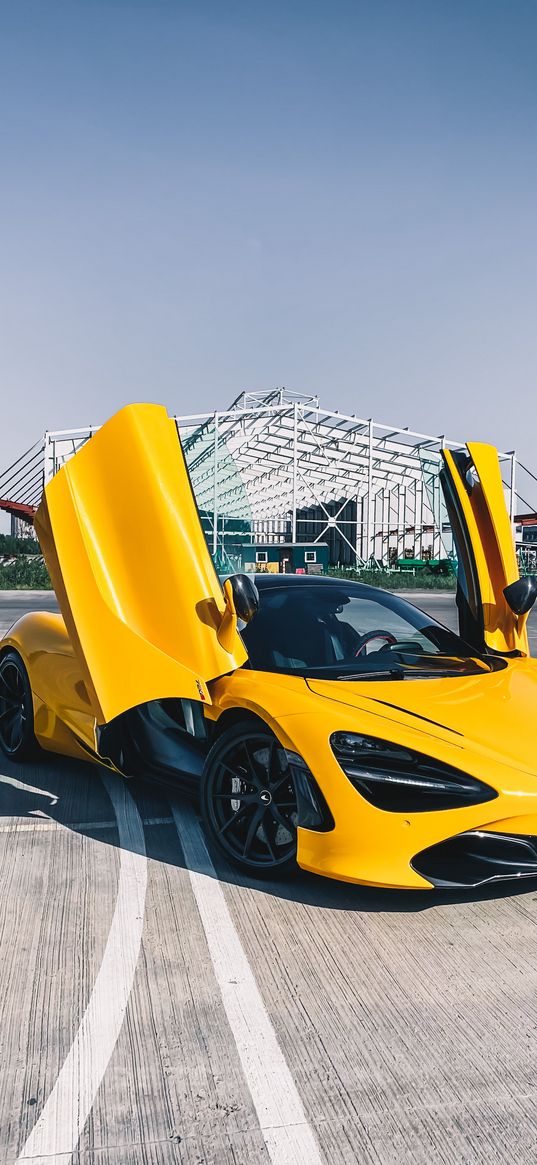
[0,771,58,805]
[171,801,324,1165]
[0,814,173,834]
[16,773,148,1165]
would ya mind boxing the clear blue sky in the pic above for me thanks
[1,1,536,493]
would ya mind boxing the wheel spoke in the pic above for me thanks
[261,814,277,861]
[213,791,258,805]
[0,704,18,721]
[243,805,265,857]
[267,739,279,783]
[271,772,292,795]
[218,803,249,837]
[0,706,17,726]
[269,802,294,832]
[240,740,263,787]
[7,713,22,750]
[219,759,255,787]
[0,672,18,699]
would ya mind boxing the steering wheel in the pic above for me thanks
[354,630,398,657]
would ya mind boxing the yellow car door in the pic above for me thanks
[34,403,248,725]
[440,442,528,654]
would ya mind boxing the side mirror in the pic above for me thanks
[217,574,259,653]
[227,573,259,624]
[504,576,537,616]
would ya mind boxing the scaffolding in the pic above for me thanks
[35,389,519,571]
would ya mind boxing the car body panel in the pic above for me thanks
[34,403,247,725]
[306,663,537,777]
[207,662,537,888]
[2,611,97,760]
[441,442,527,654]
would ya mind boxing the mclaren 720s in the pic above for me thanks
[1,402,537,891]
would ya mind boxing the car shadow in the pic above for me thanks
[2,750,537,915]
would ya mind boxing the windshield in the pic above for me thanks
[241,582,501,679]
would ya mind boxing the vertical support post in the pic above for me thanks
[367,419,373,562]
[388,487,396,568]
[212,412,219,557]
[509,452,517,522]
[397,484,405,562]
[416,478,423,559]
[44,432,54,485]
[291,401,298,543]
[412,478,417,557]
[382,488,389,567]
[437,467,445,559]
[355,490,362,565]
[432,472,439,560]
[438,437,446,559]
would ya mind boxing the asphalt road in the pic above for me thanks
[2,591,537,1164]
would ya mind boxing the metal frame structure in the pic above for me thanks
[37,389,519,570]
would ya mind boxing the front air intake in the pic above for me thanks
[413,831,537,888]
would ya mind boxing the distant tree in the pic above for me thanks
[0,533,41,556]
[0,557,52,589]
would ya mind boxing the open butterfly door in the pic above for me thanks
[34,403,248,725]
[440,443,528,655]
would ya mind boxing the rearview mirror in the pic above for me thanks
[503,576,537,616]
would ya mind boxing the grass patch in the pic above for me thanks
[328,567,456,591]
[0,557,455,593]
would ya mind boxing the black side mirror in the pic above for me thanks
[228,573,259,624]
[503,576,537,616]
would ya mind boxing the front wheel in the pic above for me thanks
[0,651,38,760]
[200,722,298,877]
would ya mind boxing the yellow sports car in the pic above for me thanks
[1,402,537,890]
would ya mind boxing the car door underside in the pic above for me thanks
[97,697,210,790]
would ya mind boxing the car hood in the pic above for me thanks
[306,660,537,777]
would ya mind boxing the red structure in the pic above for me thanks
[0,440,43,532]
[0,499,36,524]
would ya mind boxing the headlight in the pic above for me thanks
[330,732,497,813]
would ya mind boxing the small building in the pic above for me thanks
[242,542,329,575]
[515,513,537,545]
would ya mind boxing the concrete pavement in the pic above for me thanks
[1,590,537,1165]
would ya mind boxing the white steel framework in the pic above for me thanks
[41,388,518,571]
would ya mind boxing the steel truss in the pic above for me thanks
[41,389,517,569]
[176,390,517,567]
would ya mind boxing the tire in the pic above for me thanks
[0,651,38,761]
[201,721,298,877]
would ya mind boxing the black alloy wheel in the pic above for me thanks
[0,651,37,760]
[201,722,298,876]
